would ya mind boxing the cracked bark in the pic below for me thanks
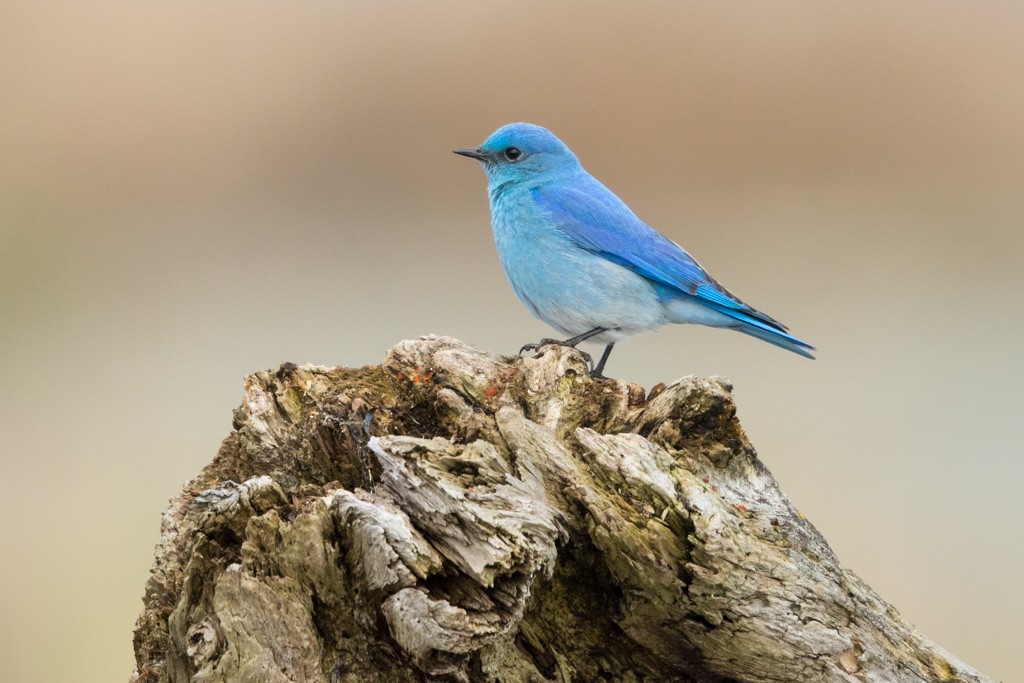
[131,336,991,683]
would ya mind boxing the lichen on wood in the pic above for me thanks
[132,336,991,683]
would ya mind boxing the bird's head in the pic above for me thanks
[454,123,582,186]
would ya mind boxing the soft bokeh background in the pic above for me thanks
[2,2,1022,680]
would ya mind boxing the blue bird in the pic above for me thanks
[454,123,814,378]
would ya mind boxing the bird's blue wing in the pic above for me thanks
[531,178,788,330]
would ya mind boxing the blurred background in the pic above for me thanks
[2,1,1022,680]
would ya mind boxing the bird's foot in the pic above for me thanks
[518,338,594,369]
[589,369,610,380]
[518,338,563,355]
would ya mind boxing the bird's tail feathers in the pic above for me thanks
[733,322,816,359]
[705,303,816,359]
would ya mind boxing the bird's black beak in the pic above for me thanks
[453,147,488,160]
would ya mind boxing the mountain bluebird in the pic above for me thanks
[454,122,814,378]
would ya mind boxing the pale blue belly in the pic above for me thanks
[491,206,666,342]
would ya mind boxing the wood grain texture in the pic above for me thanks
[132,336,990,683]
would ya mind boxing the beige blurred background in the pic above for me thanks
[2,1,1022,680]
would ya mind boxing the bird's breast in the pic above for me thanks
[487,187,665,337]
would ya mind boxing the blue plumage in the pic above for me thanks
[455,122,814,377]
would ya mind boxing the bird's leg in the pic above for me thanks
[519,326,607,354]
[590,343,615,379]
[519,327,608,368]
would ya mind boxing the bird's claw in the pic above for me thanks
[518,338,561,355]
[518,339,594,371]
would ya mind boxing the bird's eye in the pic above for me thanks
[503,147,522,161]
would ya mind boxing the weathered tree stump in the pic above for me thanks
[132,336,990,682]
